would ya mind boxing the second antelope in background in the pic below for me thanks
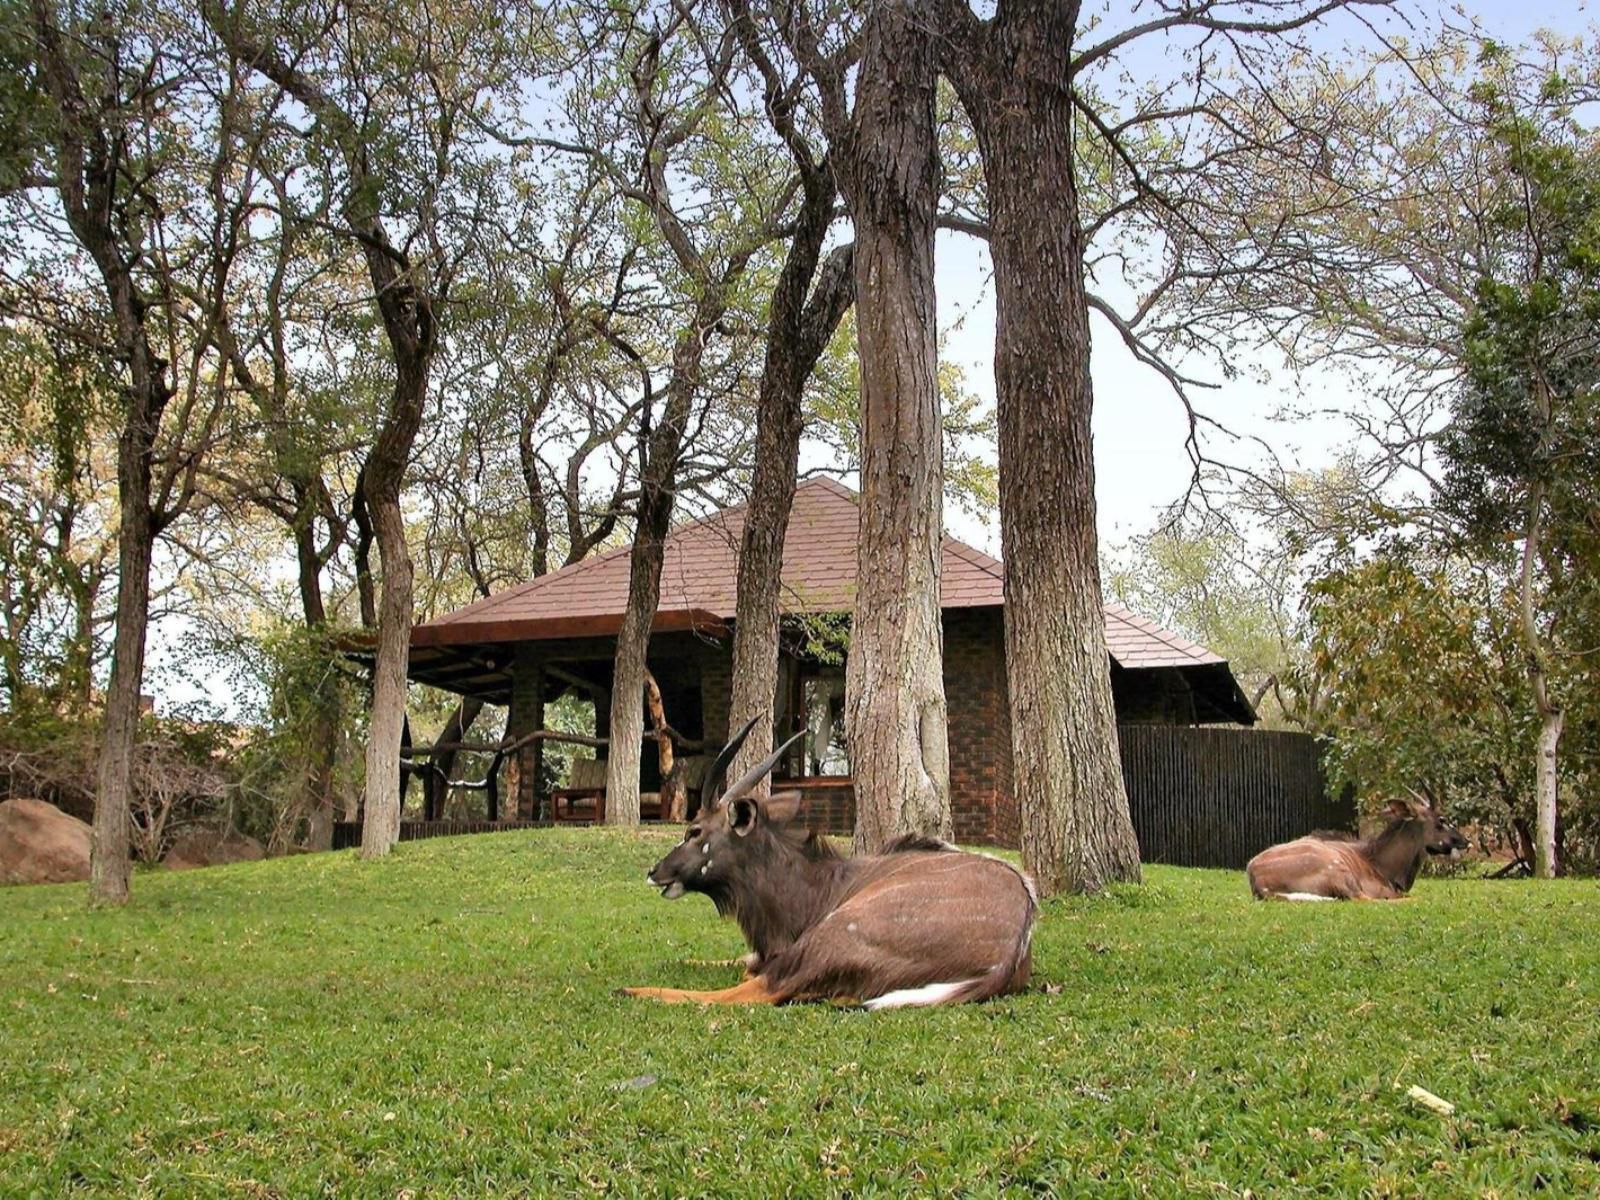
[1245,797,1468,901]
[625,720,1037,1009]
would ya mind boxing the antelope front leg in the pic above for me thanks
[681,951,761,978]
[620,976,780,1005]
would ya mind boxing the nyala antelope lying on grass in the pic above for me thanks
[623,720,1037,1009]
[1245,797,1468,901]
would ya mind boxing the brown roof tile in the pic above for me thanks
[414,476,1225,670]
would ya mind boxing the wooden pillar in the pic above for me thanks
[507,644,544,821]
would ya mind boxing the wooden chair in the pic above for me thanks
[550,753,713,823]
[550,757,607,822]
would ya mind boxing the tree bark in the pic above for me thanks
[290,484,344,851]
[833,0,951,851]
[643,671,685,821]
[726,232,854,789]
[351,465,378,630]
[428,697,483,820]
[940,0,1141,892]
[360,370,428,857]
[598,20,769,826]
[606,341,703,825]
[91,454,158,906]
[31,0,178,904]
[1518,480,1561,879]
[207,14,443,860]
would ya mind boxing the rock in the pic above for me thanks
[164,828,266,871]
[0,797,94,886]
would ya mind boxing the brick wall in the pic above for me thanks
[776,779,856,836]
[694,635,733,745]
[943,606,1012,846]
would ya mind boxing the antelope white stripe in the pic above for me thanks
[864,980,972,1010]
[1277,892,1335,902]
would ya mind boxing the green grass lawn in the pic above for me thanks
[2,829,1597,1197]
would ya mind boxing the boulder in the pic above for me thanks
[0,797,94,886]
[164,827,266,871]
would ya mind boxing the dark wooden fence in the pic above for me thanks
[331,820,554,851]
[1117,724,1352,869]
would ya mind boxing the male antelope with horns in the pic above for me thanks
[623,720,1037,1008]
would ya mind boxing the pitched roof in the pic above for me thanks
[413,477,1226,674]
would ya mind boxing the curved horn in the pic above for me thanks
[1403,786,1433,811]
[721,731,806,805]
[702,717,759,808]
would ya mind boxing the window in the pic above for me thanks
[800,668,849,777]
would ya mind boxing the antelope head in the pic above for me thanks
[1390,794,1469,857]
[645,719,806,901]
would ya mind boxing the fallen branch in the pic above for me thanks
[1487,857,1532,880]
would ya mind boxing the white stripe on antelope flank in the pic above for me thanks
[1278,892,1336,902]
[864,980,973,1010]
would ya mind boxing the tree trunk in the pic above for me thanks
[429,697,483,820]
[942,0,1141,894]
[1534,706,1562,878]
[351,466,378,630]
[643,670,686,821]
[60,557,99,710]
[835,0,950,852]
[294,498,342,851]
[606,322,713,825]
[1519,482,1561,879]
[91,462,156,906]
[32,0,178,904]
[358,349,429,856]
[726,239,854,789]
[606,492,670,826]
[360,487,414,856]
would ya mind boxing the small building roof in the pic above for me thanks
[399,476,1254,723]
[415,476,1225,672]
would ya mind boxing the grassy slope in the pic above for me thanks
[1,829,1597,1198]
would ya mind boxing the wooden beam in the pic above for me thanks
[545,663,609,700]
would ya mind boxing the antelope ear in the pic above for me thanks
[1384,798,1410,818]
[730,797,759,837]
[761,790,804,828]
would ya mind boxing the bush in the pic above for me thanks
[0,708,233,862]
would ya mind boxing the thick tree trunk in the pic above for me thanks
[943,0,1140,894]
[91,465,156,906]
[836,0,950,852]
